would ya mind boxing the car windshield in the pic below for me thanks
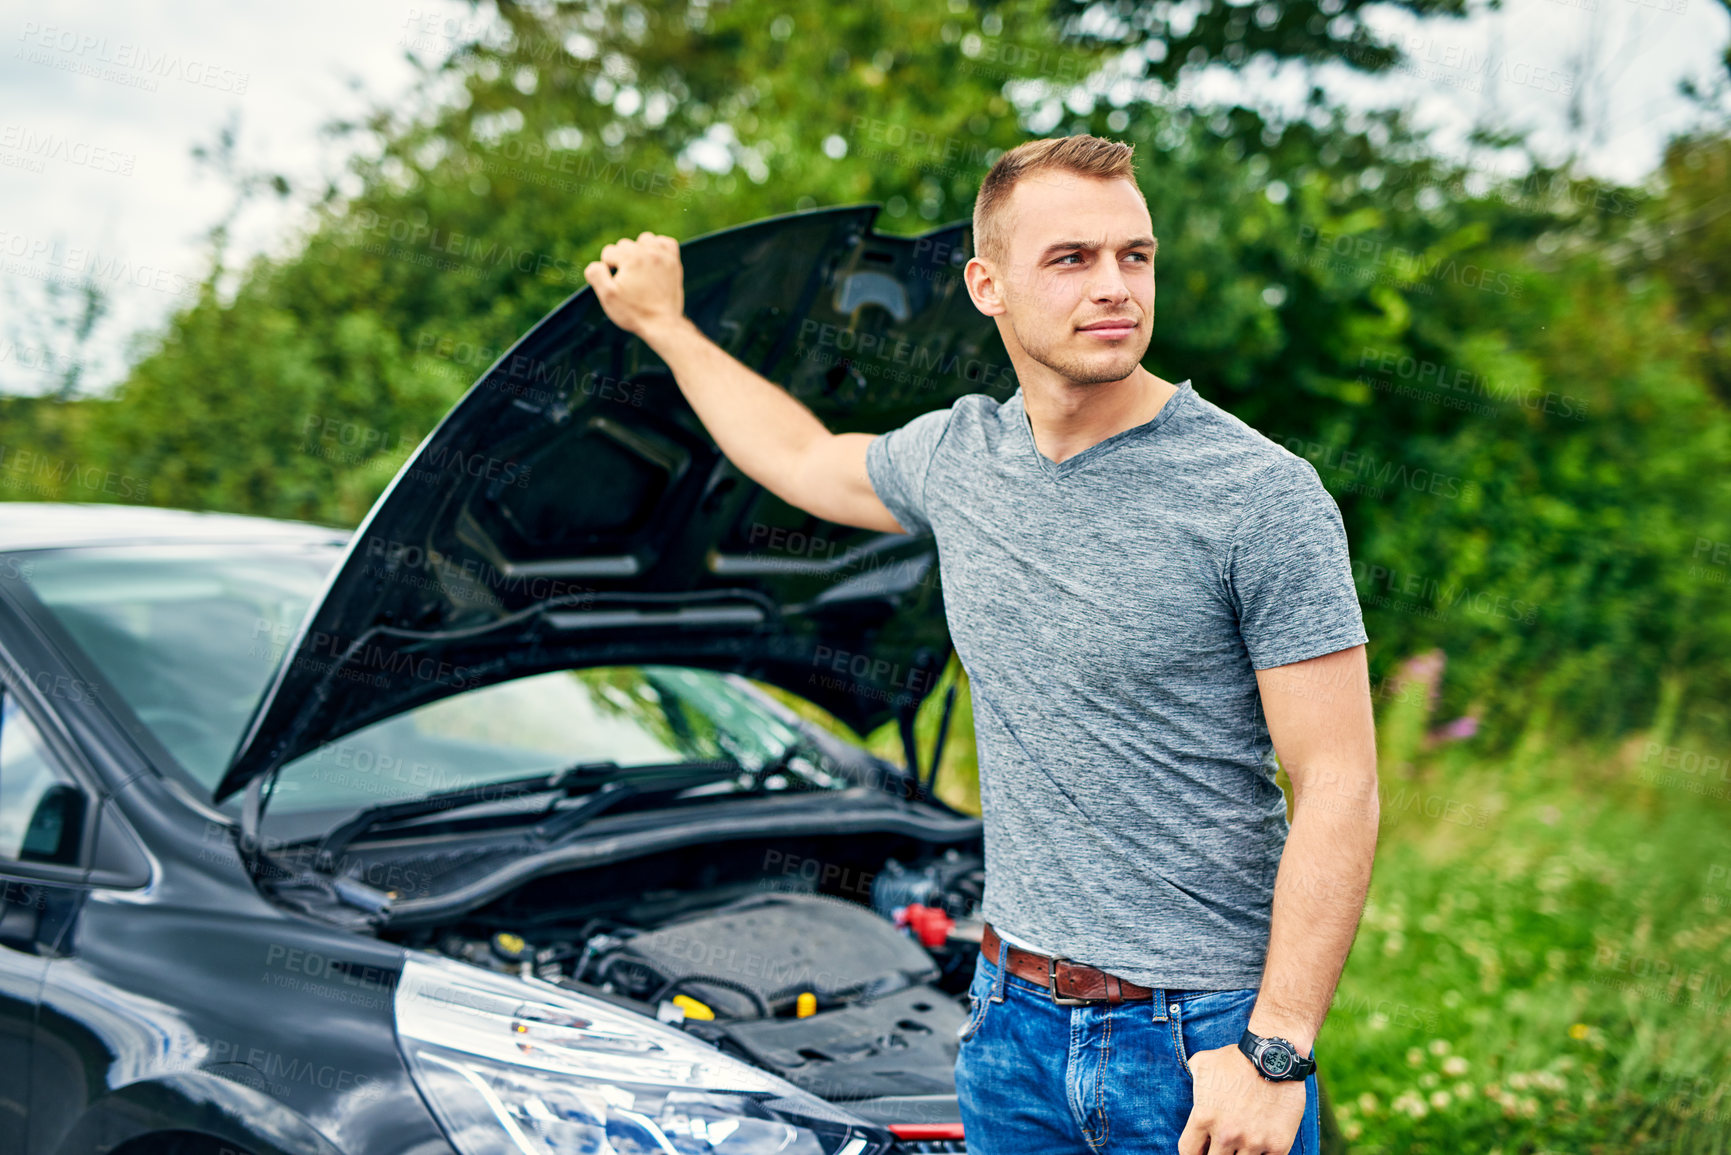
[263,665,812,816]
[9,541,839,813]
[14,540,343,790]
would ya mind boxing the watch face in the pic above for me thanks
[1262,1045,1294,1076]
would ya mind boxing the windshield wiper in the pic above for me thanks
[524,744,821,846]
[525,778,639,845]
[312,757,743,871]
[751,728,820,784]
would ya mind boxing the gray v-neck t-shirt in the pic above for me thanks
[865,378,1368,989]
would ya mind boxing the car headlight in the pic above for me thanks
[394,952,890,1155]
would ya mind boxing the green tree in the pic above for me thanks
[7,0,1730,751]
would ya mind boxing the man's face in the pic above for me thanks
[969,172,1156,387]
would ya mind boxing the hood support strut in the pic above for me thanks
[896,708,922,793]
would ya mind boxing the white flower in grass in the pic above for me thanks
[1392,1090,1429,1118]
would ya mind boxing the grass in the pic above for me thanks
[1315,731,1731,1153]
[761,653,1731,1151]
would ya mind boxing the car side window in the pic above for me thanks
[0,694,86,866]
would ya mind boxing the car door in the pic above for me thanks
[0,871,45,1155]
[0,680,93,1155]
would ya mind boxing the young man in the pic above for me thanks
[584,134,1379,1155]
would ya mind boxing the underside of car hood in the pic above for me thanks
[214,205,1009,802]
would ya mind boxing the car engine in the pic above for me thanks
[423,847,988,1101]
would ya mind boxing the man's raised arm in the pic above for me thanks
[583,231,906,535]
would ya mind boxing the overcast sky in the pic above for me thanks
[2,0,1726,397]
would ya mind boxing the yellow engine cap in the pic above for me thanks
[796,992,817,1018]
[671,994,715,1020]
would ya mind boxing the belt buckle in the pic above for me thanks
[1047,956,1098,1006]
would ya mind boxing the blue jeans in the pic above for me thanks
[954,939,1321,1154]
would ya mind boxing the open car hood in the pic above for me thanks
[213,206,1009,802]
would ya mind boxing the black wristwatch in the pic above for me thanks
[1238,1029,1317,1081]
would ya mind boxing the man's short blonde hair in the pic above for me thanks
[971,134,1144,264]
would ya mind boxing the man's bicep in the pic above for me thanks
[1256,644,1377,810]
[798,432,908,533]
[784,406,952,533]
[859,406,955,536]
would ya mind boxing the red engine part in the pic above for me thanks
[895,902,955,948]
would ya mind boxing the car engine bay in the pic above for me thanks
[384,837,988,1102]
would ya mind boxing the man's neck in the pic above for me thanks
[1022,366,1181,466]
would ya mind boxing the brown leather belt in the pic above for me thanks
[981,922,1157,1005]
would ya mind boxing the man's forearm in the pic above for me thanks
[1246,777,1379,1055]
[641,315,831,502]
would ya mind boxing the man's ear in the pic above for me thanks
[964,257,1007,317]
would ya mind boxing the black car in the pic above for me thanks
[0,206,1343,1155]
